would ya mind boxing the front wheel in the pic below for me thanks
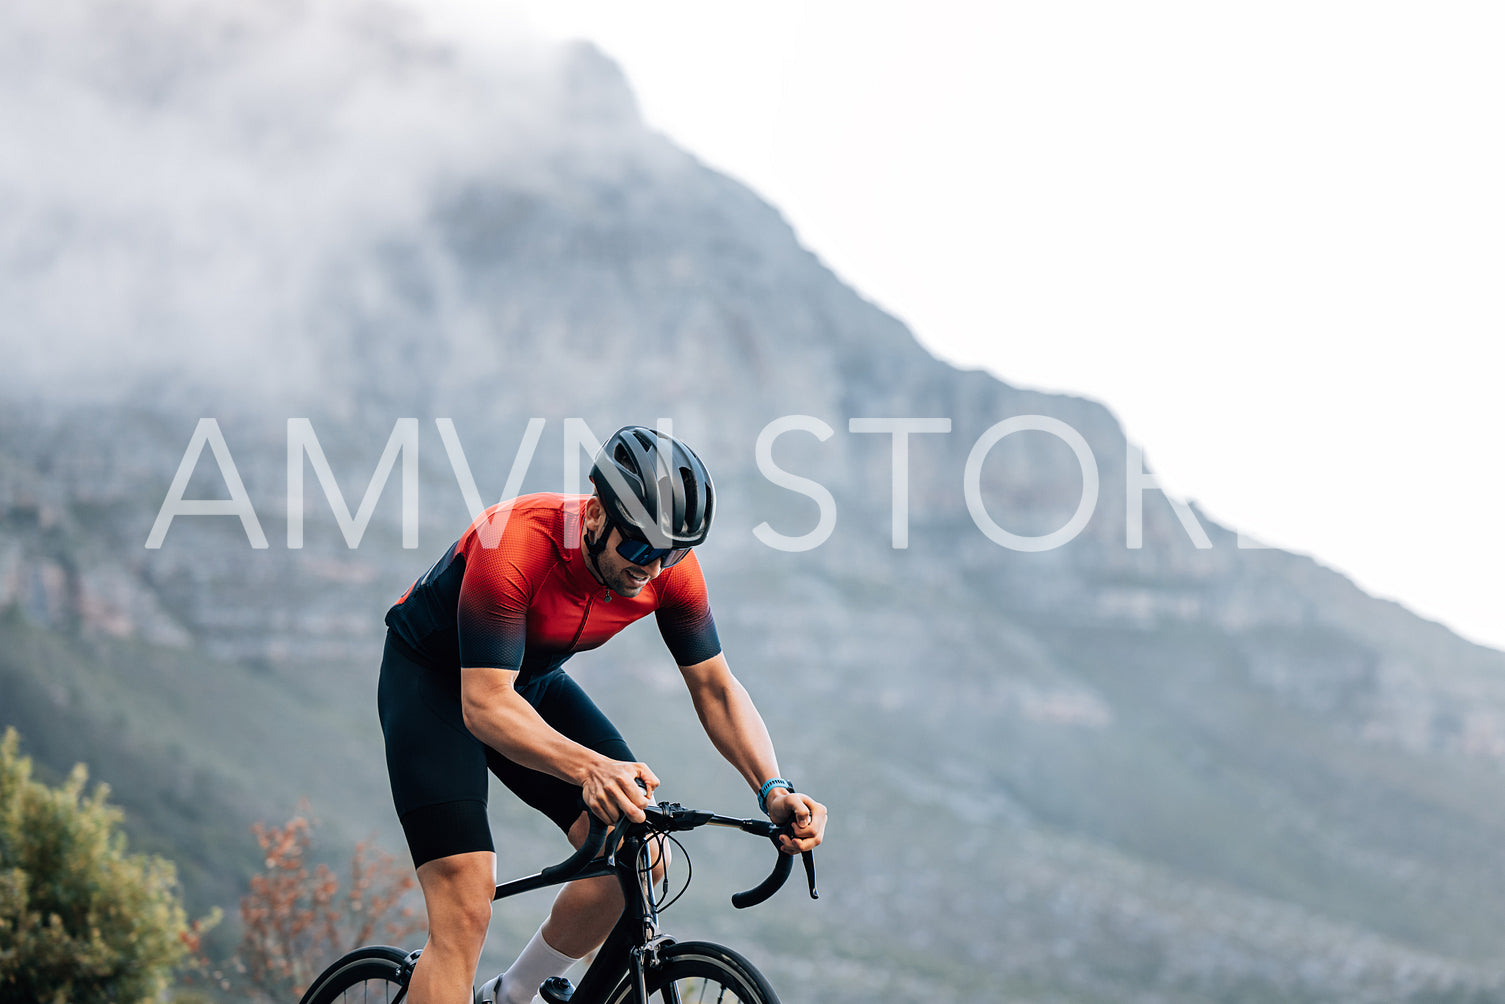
[608,941,780,1004]
[298,945,411,1004]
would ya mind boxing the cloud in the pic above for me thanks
[0,0,624,403]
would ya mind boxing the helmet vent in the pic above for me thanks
[680,466,698,529]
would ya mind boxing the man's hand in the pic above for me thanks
[580,757,660,824]
[767,791,827,854]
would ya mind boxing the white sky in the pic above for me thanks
[432,1,1504,651]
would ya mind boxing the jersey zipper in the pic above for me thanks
[567,588,610,651]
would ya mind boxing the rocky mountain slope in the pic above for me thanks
[3,2,1504,1001]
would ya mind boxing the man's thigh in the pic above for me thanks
[378,634,494,865]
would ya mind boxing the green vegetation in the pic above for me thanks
[0,727,200,1003]
[0,608,392,920]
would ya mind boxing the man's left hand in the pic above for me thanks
[768,791,827,854]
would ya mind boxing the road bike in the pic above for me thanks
[296,800,818,1004]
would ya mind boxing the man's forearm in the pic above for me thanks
[686,665,783,792]
[462,666,660,824]
[461,668,602,784]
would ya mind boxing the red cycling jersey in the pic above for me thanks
[385,493,721,678]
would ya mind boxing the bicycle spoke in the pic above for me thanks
[666,976,742,1004]
[302,949,407,1004]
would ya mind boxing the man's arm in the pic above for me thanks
[679,653,827,853]
[461,665,658,823]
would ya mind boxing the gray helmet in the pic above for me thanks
[589,426,714,549]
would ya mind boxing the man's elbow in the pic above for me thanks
[460,667,517,735]
[460,696,485,735]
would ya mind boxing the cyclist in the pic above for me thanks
[378,426,828,1004]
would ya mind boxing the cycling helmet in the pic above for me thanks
[589,426,714,549]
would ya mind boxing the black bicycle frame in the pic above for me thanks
[485,804,815,1004]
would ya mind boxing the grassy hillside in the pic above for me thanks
[0,610,397,921]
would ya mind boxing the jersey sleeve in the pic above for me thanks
[654,551,722,667]
[455,515,552,670]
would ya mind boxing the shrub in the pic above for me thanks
[235,812,422,1000]
[0,727,196,1004]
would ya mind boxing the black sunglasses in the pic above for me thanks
[610,521,691,569]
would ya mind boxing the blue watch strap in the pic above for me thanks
[758,777,795,815]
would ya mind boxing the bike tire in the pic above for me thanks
[297,945,411,1004]
[606,941,780,1004]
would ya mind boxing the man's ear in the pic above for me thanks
[582,494,604,527]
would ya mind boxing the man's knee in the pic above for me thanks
[417,851,495,945]
[566,811,595,849]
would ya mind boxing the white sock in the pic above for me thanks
[498,925,580,1004]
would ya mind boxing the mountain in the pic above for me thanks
[4,2,1505,1001]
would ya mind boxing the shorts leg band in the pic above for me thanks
[401,799,494,869]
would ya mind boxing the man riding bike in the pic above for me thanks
[378,426,828,1004]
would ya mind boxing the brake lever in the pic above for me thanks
[770,825,819,900]
[802,850,818,900]
[776,821,819,899]
[606,778,653,865]
[604,817,631,866]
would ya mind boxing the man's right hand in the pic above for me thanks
[580,757,659,823]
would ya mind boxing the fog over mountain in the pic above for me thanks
[2,0,625,400]
[4,3,1505,1003]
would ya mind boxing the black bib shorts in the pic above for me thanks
[377,631,635,868]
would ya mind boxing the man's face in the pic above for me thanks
[595,525,664,597]
[583,496,664,597]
